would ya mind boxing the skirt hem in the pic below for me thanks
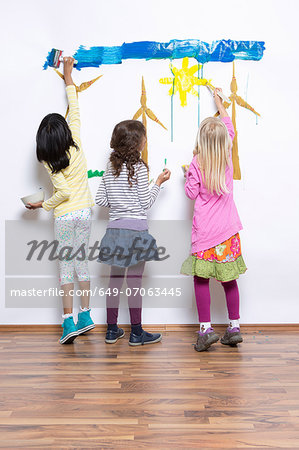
[180,254,247,282]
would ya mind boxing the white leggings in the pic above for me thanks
[54,208,91,286]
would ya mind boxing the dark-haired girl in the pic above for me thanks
[96,120,171,345]
[27,58,95,344]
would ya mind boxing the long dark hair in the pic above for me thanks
[110,120,148,186]
[36,113,78,173]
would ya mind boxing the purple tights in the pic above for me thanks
[194,276,240,322]
[106,261,145,325]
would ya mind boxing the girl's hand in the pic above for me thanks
[155,168,171,187]
[25,202,43,210]
[214,87,229,118]
[182,165,190,178]
[63,57,75,86]
[63,57,74,74]
[214,87,223,109]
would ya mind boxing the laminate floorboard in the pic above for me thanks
[0,328,299,449]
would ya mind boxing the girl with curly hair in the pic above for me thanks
[96,120,171,346]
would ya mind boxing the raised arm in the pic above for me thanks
[221,116,235,143]
[63,57,81,147]
[136,163,171,210]
[214,88,229,118]
[214,87,235,143]
[136,164,160,210]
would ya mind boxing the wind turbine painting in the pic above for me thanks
[133,76,167,165]
[215,61,260,179]
[43,39,265,180]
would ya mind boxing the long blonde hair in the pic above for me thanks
[194,117,231,195]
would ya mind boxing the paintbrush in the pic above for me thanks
[206,84,231,104]
[47,49,78,69]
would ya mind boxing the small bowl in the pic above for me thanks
[21,188,45,206]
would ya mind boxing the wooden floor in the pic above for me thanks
[1,327,299,449]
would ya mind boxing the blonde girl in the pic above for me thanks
[181,88,247,352]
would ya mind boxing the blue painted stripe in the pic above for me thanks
[43,39,265,70]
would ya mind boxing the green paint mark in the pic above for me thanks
[88,169,105,178]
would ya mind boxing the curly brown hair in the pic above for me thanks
[110,120,149,186]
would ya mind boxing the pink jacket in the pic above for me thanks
[185,116,242,253]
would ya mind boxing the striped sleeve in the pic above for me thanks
[136,164,160,210]
[42,162,71,211]
[95,174,110,207]
[66,85,81,147]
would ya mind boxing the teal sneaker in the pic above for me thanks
[76,309,95,336]
[60,317,78,344]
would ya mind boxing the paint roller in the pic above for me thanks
[47,49,78,69]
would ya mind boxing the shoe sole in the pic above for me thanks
[105,331,125,344]
[221,336,243,346]
[77,324,95,336]
[194,334,219,352]
[129,334,162,346]
[60,331,78,345]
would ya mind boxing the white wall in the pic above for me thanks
[1,0,299,324]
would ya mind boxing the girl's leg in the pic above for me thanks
[106,266,126,326]
[60,281,78,345]
[194,276,212,331]
[78,281,90,310]
[221,279,240,322]
[126,261,145,326]
[193,276,219,352]
[220,279,243,345]
[54,216,77,344]
[62,283,74,314]
[126,261,162,346]
[74,211,91,309]
[55,218,75,313]
[73,211,95,334]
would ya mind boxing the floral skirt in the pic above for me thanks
[180,233,247,282]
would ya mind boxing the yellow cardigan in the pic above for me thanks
[42,85,94,218]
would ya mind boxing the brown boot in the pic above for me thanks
[194,328,219,352]
[221,327,243,346]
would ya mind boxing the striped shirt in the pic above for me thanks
[95,161,160,220]
[42,85,94,218]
